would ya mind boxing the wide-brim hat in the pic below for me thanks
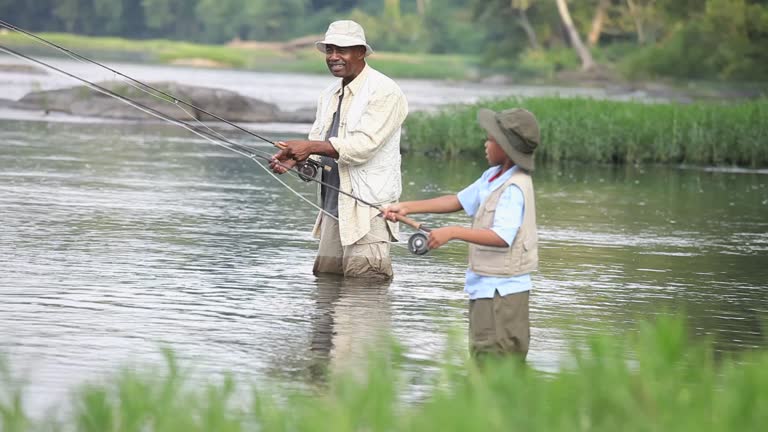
[315,20,373,57]
[477,108,540,171]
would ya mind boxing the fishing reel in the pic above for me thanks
[296,159,321,182]
[407,232,430,255]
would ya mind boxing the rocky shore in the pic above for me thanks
[3,81,316,123]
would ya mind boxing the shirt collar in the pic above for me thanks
[334,63,369,97]
[488,165,519,191]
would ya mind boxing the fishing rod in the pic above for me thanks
[0,43,434,254]
[0,18,326,180]
[0,46,345,206]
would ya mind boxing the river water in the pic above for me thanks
[0,57,767,413]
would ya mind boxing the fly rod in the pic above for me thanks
[0,19,275,145]
[0,44,433,253]
[0,19,329,180]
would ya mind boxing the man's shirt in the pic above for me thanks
[309,64,408,245]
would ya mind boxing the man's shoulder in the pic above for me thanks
[367,66,404,95]
[319,79,342,98]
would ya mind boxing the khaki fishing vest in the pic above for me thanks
[468,170,538,276]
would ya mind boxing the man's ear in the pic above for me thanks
[356,46,367,59]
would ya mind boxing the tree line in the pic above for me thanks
[1,0,766,81]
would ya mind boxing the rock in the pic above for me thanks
[0,63,47,75]
[283,34,324,51]
[168,58,229,68]
[10,81,311,123]
[480,74,513,85]
[275,107,316,123]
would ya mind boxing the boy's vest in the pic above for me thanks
[311,67,402,205]
[468,170,538,276]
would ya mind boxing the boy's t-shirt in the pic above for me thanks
[456,165,532,300]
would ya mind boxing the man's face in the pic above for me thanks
[325,45,366,81]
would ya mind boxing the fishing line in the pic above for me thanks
[0,45,327,214]
[0,44,419,251]
[0,19,318,180]
[0,19,278,147]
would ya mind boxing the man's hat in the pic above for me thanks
[315,20,373,57]
[477,108,540,171]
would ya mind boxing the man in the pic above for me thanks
[269,20,408,280]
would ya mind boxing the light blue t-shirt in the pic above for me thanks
[456,165,532,300]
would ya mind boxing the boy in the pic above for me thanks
[383,108,540,360]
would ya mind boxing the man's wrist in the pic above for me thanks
[321,139,340,159]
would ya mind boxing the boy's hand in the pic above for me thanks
[428,227,454,250]
[382,203,408,222]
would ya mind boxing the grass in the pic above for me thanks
[2,316,767,431]
[404,96,768,167]
[0,32,477,80]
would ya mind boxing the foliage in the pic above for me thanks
[510,48,580,80]
[0,0,766,81]
[620,0,768,81]
[2,316,768,431]
[405,96,768,168]
[0,31,477,80]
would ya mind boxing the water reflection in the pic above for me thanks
[308,274,392,382]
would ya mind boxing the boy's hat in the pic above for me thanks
[478,108,540,171]
[315,20,373,57]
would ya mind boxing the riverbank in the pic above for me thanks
[2,33,766,168]
[0,31,476,81]
[2,31,766,102]
[2,316,766,431]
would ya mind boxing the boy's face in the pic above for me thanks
[484,134,508,166]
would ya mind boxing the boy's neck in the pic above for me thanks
[489,161,515,182]
[499,160,515,172]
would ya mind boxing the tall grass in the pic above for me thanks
[2,316,767,431]
[405,97,768,167]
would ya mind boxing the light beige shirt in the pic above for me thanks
[309,64,408,245]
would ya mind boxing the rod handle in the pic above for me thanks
[397,214,429,231]
[378,208,430,232]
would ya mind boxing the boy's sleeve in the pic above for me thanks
[490,185,525,246]
[457,176,484,216]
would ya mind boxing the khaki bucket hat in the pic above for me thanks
[315,20,373,57]
[478,108,540,171]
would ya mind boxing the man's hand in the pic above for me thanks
[269,152,297,174]
[427,227,455,250]
[278,140,314,162]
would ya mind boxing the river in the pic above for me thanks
[0,57,766,414]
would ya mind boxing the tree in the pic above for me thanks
[588,0,610,46]
[555,0,596,70]
[625,0,646,43]
[141,0,200,40]
[512,0,542,50]
[196,0,245,43]
[52,0,84,33]
[241,0,308,41]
